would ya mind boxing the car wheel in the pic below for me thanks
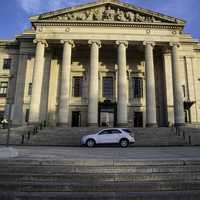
[86,139,95,147]
[120,139,129,148]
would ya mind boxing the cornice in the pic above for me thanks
[32,21,184,30]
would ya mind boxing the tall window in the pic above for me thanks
[72,77,83,97]
[103,77,113,99]
[0,82,8,97]
[3,58,11,70]
[133,77,143,98]
[28,83,32,96]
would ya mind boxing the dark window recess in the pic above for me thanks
[25,109,30,123]
[3,58,11,69]
[134,112,143,127]
[0,82,8,97]
[133,77,143,98]
[28,83,32,96]
[103,77,113,99]
[72,77,83,97]
[72,111,81,127]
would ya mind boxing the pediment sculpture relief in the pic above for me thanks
[48,6,162,23]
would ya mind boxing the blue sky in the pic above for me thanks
[0,0,200,40]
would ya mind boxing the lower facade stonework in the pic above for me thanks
[0,0,200,127]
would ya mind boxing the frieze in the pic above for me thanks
[47,6,162,23]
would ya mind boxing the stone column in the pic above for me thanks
[58,40,74,126]
[29,39,48,124]
[144,41,157,127]
[12,53,28,125]
[88,40,101,126]
[170,43,185,126]
[116,41,128,127]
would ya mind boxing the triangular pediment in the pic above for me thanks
[30,0,185,26]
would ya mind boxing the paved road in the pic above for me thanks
[1,146,200,160]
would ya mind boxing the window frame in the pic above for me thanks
[0,81,8,97]
[3,58,12,70]
[132,77,143,98]
[72,76,83,97]
[102,76,114,99]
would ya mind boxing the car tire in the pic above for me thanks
[86,139,95,147]
[120,139,129,148]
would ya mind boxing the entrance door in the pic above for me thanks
[98,102,117,127]
[100,110,114,127]
[134,112,143,127]
[72,111,81,127]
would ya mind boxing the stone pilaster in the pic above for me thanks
[58,40,75,126]
[88,40,101,126]
[116,40,128,127]
[12,53,28,125]
[29,39,48,124]
[144,41,157,127]
[170,42,185,126]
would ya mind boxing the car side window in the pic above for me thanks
[110,129,121,134]
[99,130,110,135]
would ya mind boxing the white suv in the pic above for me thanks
[81,128,135,147]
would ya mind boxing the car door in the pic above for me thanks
[109,129,122,143]
[96,129,114,144]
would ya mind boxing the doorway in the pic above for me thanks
[134,112,143,127]
[72,111,81,127]
[98,101,117,127]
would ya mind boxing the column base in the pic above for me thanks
[174,123,185,127]
[146,123,157,128]
[117,123,128,127]
[57,123,69,127]
[88,123,98,127]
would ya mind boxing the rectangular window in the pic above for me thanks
[133,77,143,98]
[0,82,8,97]
[72,77,83,97]
[103,77,113,99]
[3,58,11,70]
[25,109,30,123]
[28,83,32,96]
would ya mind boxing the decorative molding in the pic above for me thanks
[33,39,48,48]
[88,40,102,48]
[32,21,183,30]
[116,40,128,48]
[169,42,180,48]
[143,41,155,47]
[61,40,75,48]
[46,5,163,24]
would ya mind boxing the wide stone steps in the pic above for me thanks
[0,172,199,182]
[0,159,200,200]
[1,181,200,192]
[26,127,186,146]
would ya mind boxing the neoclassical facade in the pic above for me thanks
[0,0,200,127]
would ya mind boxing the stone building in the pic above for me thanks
[0,0,200,128]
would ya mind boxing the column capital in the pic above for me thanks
[88,40,101,48]
[143,41,155,47]
[169,42,180,48]
[116,40,128,48]
[33,39,48,48]
[61,40,75,48]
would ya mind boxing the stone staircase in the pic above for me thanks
[25,127,187,146]
[0,158,200,200]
